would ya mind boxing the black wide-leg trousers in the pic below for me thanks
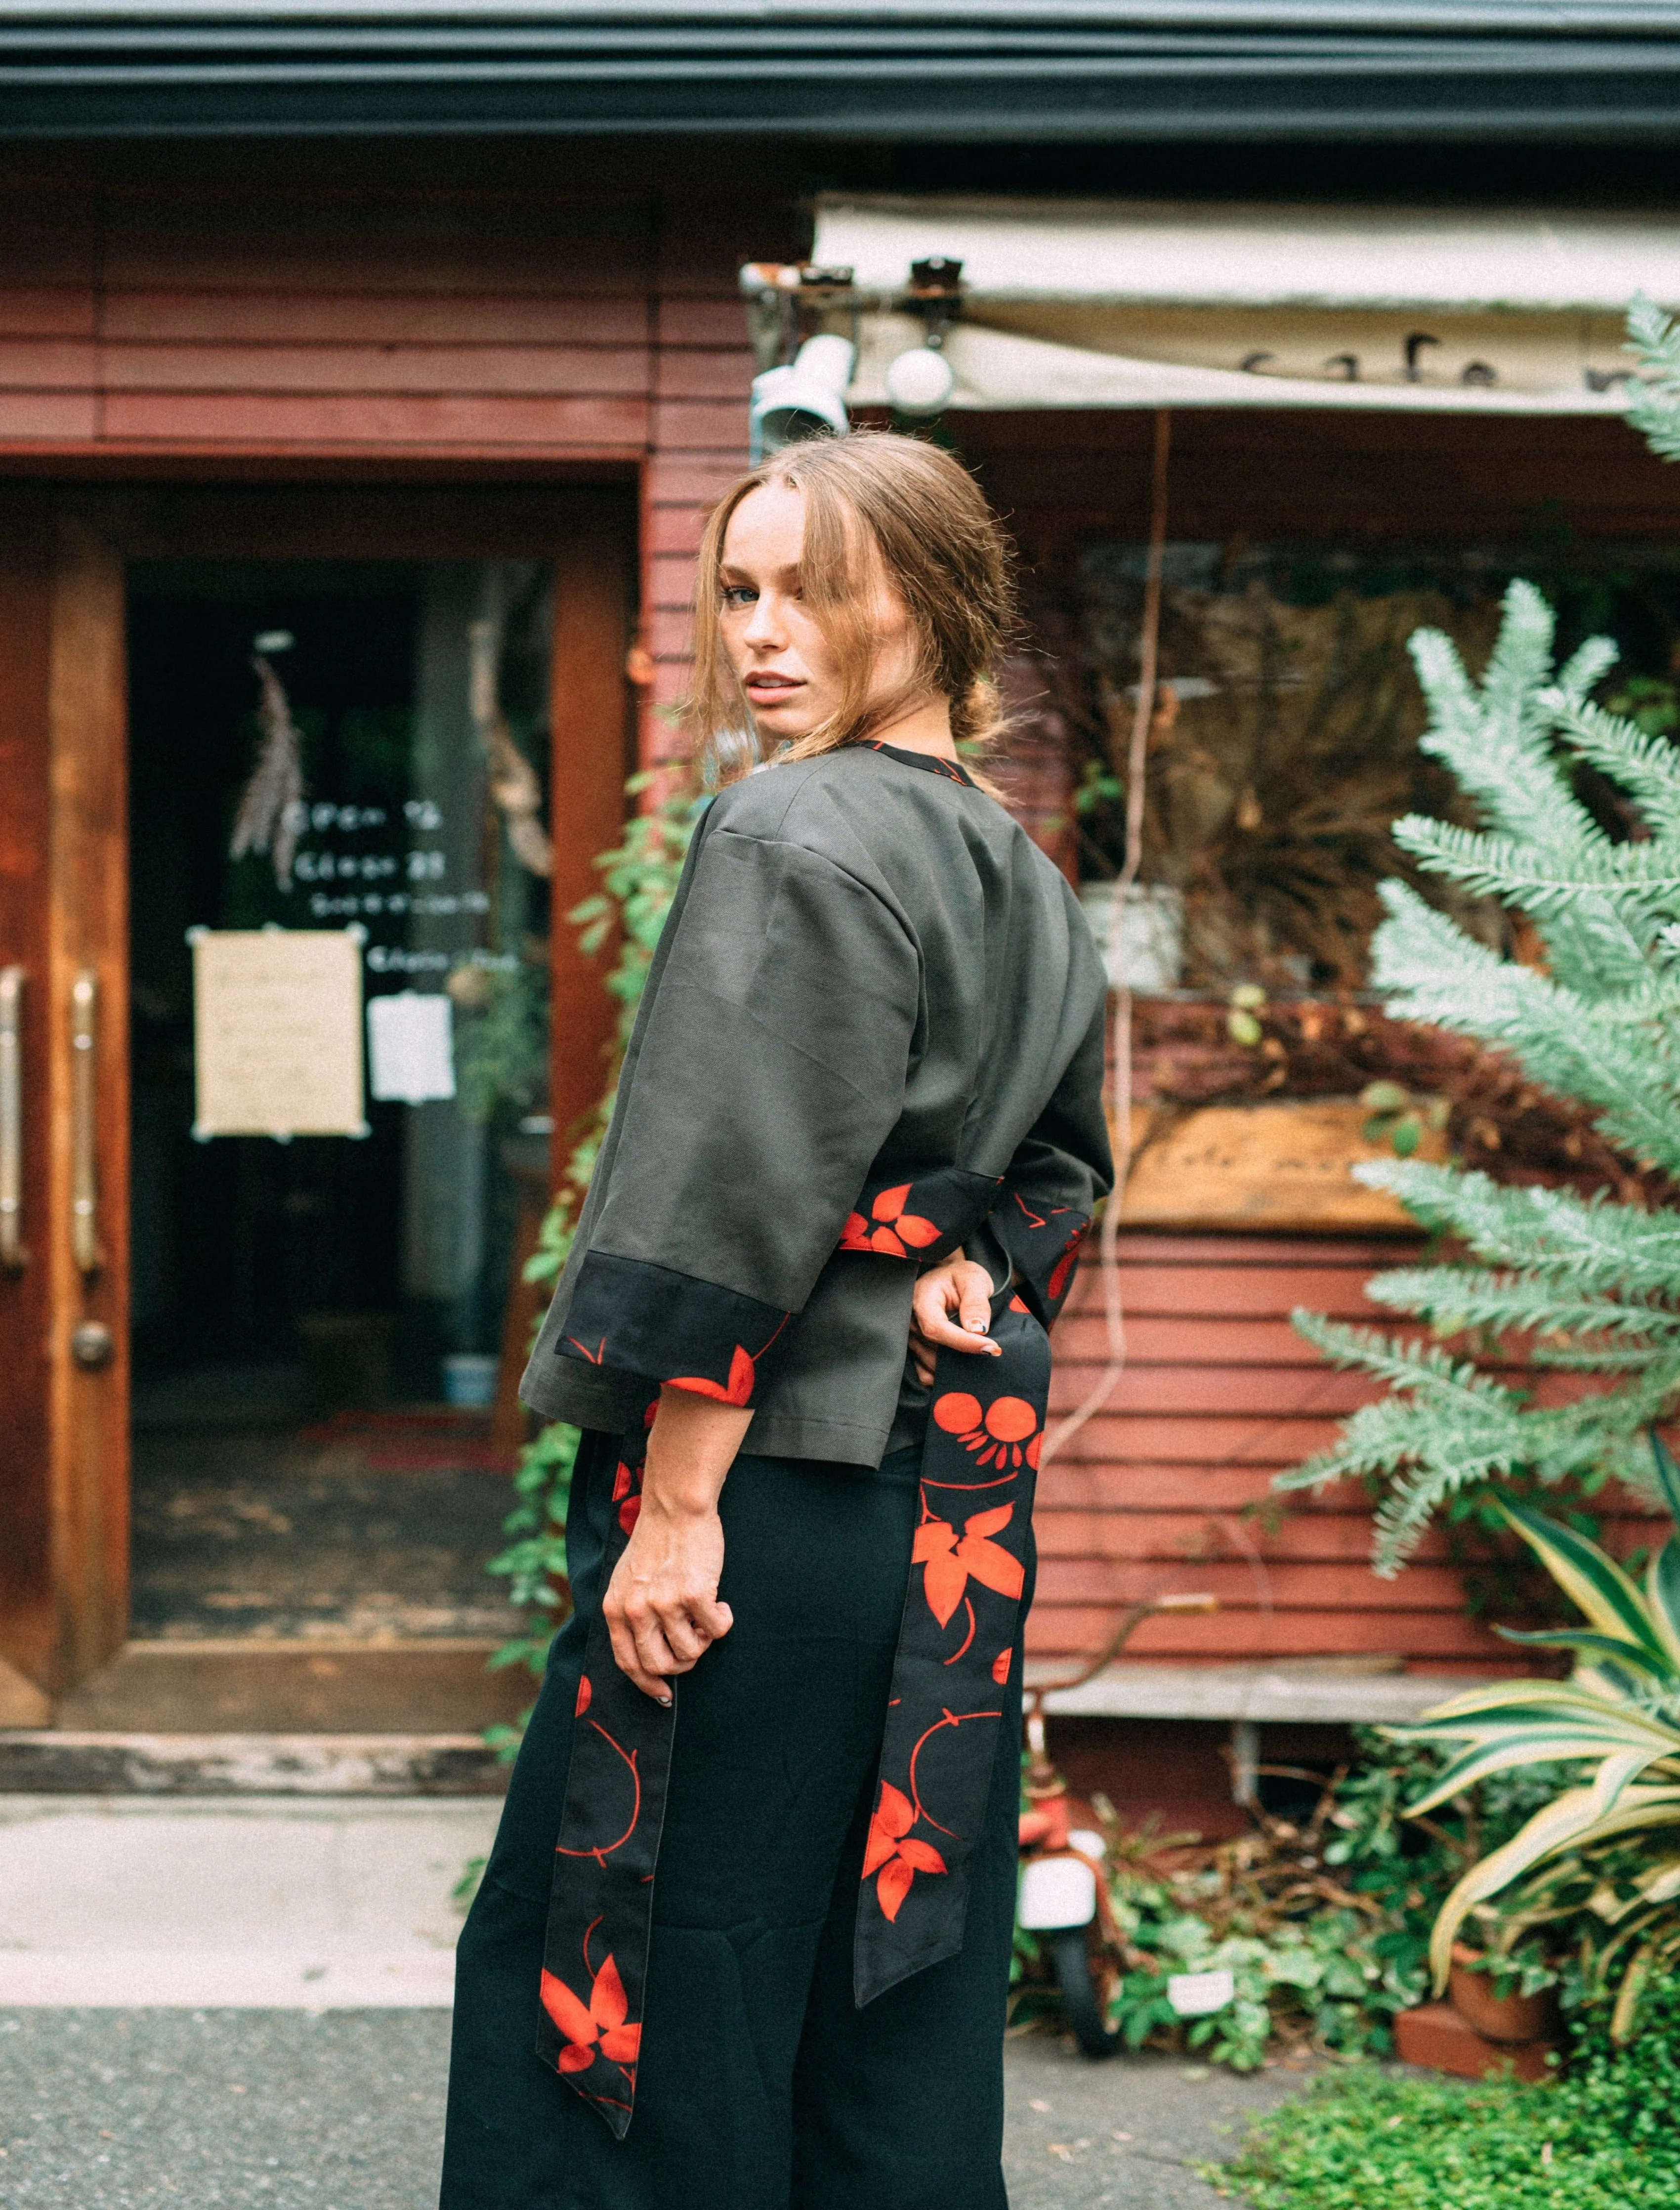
[439,1429,1026,2210]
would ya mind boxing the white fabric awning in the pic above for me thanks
[815,195,1677,415]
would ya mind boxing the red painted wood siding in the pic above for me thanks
[1037,1235,1665,1676]
[642,206,756,765]
[0,170,761,770]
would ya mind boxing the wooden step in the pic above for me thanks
[49,1638,535,1736]
[0,1729,510,1796]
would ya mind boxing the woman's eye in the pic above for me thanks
[721,585,756,609]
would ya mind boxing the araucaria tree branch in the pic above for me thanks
[1283,565,1680,1573]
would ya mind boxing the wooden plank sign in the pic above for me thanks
[1121,1100,1445,1235]
[191,928,367,1139]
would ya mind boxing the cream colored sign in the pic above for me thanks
[191,929,367,1139]
[1119,1100,1447,1235]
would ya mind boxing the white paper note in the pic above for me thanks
[367,991,457,1105]
[192,930,366,1138]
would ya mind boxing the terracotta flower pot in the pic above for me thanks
[1447,1946,1561,2047]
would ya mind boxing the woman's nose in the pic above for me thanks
[742,590,784,648]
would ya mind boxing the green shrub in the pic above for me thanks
[1219,1976,1680,2209]
[1012,1733,1573,2067]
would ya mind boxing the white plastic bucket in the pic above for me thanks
[1078,882,1186,992]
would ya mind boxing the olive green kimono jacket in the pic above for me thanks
[520,740,1112,1465]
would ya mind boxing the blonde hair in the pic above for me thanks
[686,429,1017,787]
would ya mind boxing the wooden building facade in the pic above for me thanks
[1,11,1679,1816]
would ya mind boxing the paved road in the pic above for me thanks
[0,2007,1302,2208]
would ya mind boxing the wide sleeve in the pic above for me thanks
[550,823,921,1406]
[986,990,1113,1329]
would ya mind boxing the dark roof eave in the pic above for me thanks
[7,17,1680,137]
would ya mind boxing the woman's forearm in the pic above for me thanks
[643,1384,755,1515]
[604,1385,753,1702]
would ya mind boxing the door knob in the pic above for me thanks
[70,1320,114,1370]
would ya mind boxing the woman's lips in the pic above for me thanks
[745,675,801,700]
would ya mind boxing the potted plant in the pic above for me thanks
[1445,1939,1561,2047]
[1394,1434,1680,2041]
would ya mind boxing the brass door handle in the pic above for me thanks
[0,966,24,1273]
[70,968,102,1277]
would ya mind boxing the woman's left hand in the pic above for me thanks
[909,1250,1001,1387]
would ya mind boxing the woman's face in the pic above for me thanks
[717,482,920,742]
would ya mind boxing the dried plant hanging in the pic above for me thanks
[469,615,552,879]
[1073,553,1503,988]
[229,646,306,893]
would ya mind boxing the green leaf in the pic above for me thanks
[1389,1115,1421,1159]
[1649,1537,1680,1669]
[1427,1773,1680,1990]
[1500,1498,1671,1663]
[1359,1081,1410,1114]
[1491,1626,1677,1682]
[1650,1431,1680,1519]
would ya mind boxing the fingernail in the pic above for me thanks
[659,1694,672,1708]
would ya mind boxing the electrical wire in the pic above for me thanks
[1041,407,1171,1471]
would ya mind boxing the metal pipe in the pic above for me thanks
[0,966,25,1274]
[70,968,101,1277]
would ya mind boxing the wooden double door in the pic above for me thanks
[0,481,633,1722]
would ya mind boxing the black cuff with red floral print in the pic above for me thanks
[990,1191,1092,1328]
[840,1166,1001,1266]
[553,1251,793,1407]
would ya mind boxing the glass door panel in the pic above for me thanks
[127,557,554,1647]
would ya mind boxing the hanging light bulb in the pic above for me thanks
[884,344,956,417]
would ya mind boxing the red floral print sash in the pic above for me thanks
[853,1285,1050,2003]
[540,1170,1090,2133]
[536,1401,668,2135]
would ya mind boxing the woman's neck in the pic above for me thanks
[869,694,957,762]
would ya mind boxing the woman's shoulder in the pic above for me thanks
[709,742,1000,858]
[708,746,1089,950]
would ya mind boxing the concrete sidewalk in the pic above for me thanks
[0,1795,501,2007]
[0,1794,1302,2206]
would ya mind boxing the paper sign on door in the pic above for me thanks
[367,990,457,1105]
[191,928,368,1139]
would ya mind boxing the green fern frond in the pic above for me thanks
[1410,591,1606,859]
[1371,883,1680,1176]
[1555,635,1622,702]
[1525,1342,1675,1372]
[1626,293,1680,464]
[1545,690,1680,840]
[1284,1320,1680,1569]
[1354,1161,1680,1295]
[1392,816,1680,916]
[1363,1264,1680,1343]
[1283,560,1680,1574]
[1389,815,1672,990]
[1289,1312,1512,1402]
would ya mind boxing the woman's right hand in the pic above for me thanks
[909,1250,1001,1388]
[602,1383,750,1704]
[604,1494,733,1704]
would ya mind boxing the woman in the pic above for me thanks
[441,430,1111,2210]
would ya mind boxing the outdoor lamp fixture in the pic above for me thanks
[739,256,966,442]
[883,255,964,419]
[748,333,857,462]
